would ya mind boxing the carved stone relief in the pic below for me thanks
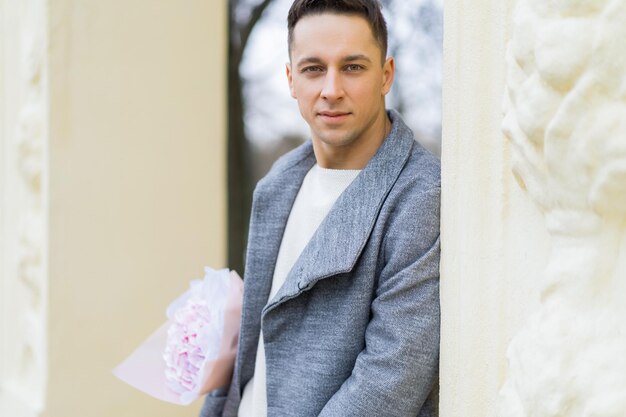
[500,0,626,415]
[1,0,48,413]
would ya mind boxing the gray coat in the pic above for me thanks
[200,110,440,417]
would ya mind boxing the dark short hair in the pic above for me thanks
[287,0,388,61]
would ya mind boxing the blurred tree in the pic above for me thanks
[383,0,443,154]
[228,0,275,274]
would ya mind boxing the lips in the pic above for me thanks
[318,111,351,124]
[318,111,350,117]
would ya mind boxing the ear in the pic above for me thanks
[286,62,296,98]
[381,57,395,96]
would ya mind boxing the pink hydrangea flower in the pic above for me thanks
[164,298,219,395]
[113,267,242,406]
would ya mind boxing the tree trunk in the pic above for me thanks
[227,0,274,275]
[227,41,251,275]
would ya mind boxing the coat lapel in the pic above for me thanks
[264,110,415,312]
[236,142,316,390]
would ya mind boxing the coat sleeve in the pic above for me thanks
[318,186,441,417]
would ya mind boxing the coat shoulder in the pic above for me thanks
[399,141,441,193]
[385,140,441,219]
[256,140,315,190]
[380,141,441,258]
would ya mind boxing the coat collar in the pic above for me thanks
[263,110,415,311]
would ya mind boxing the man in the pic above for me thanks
[201,0,440,415]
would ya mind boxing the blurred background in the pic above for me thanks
[229,0,442,273]
[0,0,441,416]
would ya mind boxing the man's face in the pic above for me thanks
[286,13,394,157]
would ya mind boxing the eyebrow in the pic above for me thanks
[296,57,324,67]
[344,54,372,63]
[296,54,373,67]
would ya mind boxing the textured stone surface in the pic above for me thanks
[0,0,48,415]
[500,0,626,415]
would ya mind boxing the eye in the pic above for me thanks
[345,64,364,72]
[301,66,324,74]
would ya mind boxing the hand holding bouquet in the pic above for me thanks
[113,267,243,405]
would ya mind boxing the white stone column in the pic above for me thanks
[498,1,626,415]
[441,0,626,415]
[0,1,49,416]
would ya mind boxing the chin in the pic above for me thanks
[316,133,357,148]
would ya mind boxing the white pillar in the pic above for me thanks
[498,0,626,415]
[0,1,49,416]
[441,0,626,415]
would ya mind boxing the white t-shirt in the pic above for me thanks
[237,164,360,417]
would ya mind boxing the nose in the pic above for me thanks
[320,70,344,102]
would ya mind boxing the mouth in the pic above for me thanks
[318,111,351,122]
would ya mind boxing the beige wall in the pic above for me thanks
[46,1,227,416]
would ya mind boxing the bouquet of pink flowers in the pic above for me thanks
[113,267,243,405]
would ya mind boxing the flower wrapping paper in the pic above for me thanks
[113,268,243,405]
